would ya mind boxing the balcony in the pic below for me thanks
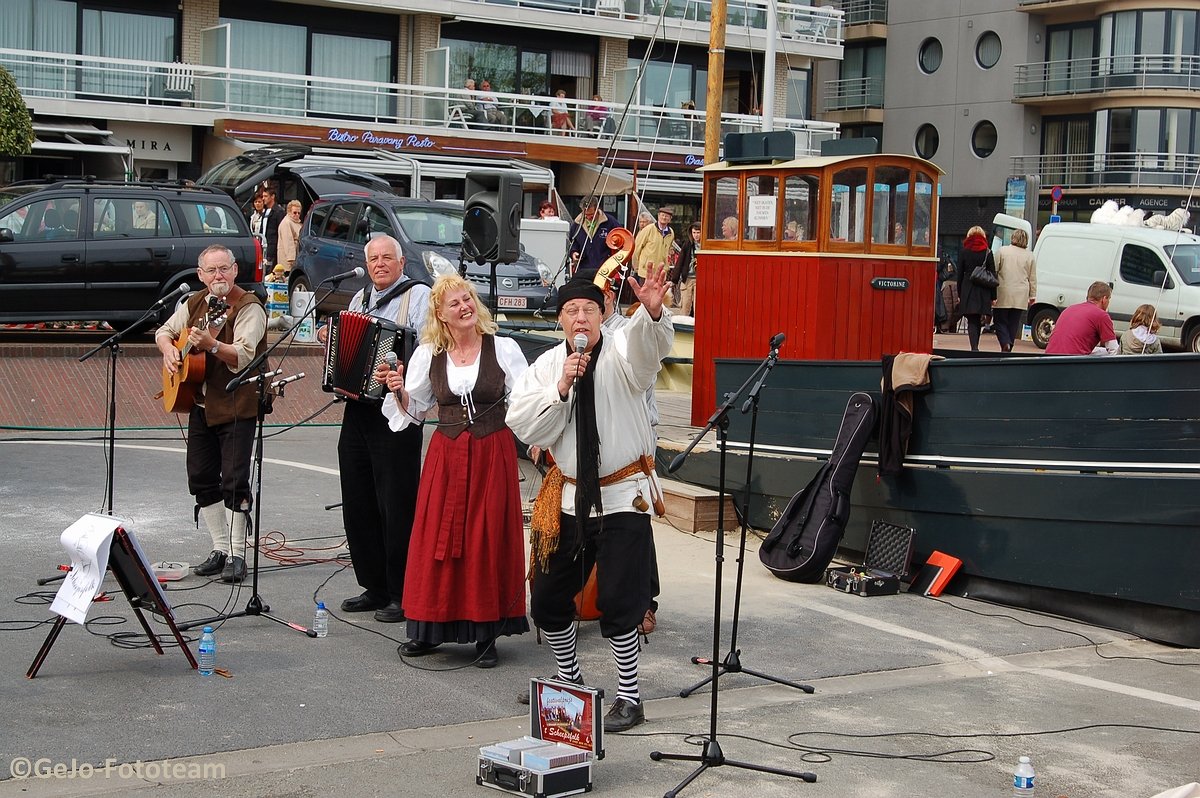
[1,47,839,155]
[1010,151,1200,190]
[833,0,886,27]
[823,76,883,111]
[1015,54,1200,100]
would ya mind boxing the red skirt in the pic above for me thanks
[402,426,528,641]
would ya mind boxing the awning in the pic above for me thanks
[559,162,634,197]
[31,122,132,158]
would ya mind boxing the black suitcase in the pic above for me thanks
[826,520,915,596]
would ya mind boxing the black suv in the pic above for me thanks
[0,179,263,327]
[293,195,556,314]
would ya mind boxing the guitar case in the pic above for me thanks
[758,391,877,583]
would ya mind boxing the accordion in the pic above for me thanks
[322,311,416,402]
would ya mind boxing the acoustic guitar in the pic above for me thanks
[159,297,230,414]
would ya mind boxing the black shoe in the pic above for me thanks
[192,551,226,577]
[603,697,645,733]
[475,641,499,669]
[340,593,387,613]
[518,673,584,705]
[219,556,246,583]
[373,601,405,623]
[398,639,440,657]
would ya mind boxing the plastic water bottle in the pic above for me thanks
[313,601,328,638]
[1013,755,1035,794]
[197,626,216,677]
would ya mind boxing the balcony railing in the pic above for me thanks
[1010,151,1200,190]
[1,48,839,155]
[832,0,886,26]
[1015,54,1200,99]
[823,76,883,110]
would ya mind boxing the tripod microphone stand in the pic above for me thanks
[178,276,347,636]
[678,333,814,698]
[651,334,815,796]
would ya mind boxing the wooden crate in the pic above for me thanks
[659,479,741,533]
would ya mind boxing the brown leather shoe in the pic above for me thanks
[638,608,657,635]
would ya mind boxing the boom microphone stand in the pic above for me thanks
[651,333,816,796]
[678,334,815,698]
[178,275,350,636]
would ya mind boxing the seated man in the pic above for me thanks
[1046,281,1118,355]
[479,80,506,127]
[462,78,488,125]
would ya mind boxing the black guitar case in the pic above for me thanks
[758,391,878,583]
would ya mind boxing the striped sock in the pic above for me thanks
[541,624,581,682]
[609,629,640,703]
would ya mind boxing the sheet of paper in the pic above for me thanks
[49,514,124,624]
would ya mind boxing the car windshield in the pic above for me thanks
[1166,243,1200,286]
[393,206,462,247]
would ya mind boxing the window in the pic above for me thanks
[360,205,395,239]
[743,176,779,241]
[831,167,868,244]
[176,202,242,236]
[710,176,739,241]
[321,203,359,242]
[975,31,1002,69]
[783,174,819,243]
[871,166,910,246]
[785,68,811,119]
[0,197,80,241]
[918,38,943,74]
[1119,244,1165,286]
[913,172,935,248]
[971,121,998,158]
[915,124,939,159]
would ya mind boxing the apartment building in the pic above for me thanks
[1,0,842,221]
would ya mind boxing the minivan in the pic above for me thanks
[1027,222,1200,351]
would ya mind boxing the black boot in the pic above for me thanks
[220,556,246,583]
[192,551,226,577]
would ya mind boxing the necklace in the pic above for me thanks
[451,339,481,365]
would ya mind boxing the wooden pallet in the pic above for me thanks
[659,478,741,533]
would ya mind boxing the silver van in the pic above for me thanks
[1027,222,1200,351]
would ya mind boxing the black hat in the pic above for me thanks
[557,273,605,313]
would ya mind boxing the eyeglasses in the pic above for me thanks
[560,304,601,318]
[199,264,235,276]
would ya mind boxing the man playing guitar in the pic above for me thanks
[155,245,268,582]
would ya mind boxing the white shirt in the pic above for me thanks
[349,279,431,333]
[506,305,674,516]
[381,336,528,431]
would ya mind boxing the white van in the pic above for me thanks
[1027,222,1200,351]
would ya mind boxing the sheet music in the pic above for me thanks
[49,514,123,624]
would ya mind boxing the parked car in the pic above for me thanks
[0,179,263,328]
[293,195,556,315]
[196,144,392,215]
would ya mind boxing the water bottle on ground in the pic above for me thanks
[198,626,216,677]
[313,601,328,638]
[1013,755,1035,794]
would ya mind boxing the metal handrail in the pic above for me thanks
[2,47,839,154]
[823,76,883,110]
[1014,53,1200,98]
[1010,151,1200,190]
[831,0,887,26]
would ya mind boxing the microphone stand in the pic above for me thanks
[677,338,814,698]
[79,289,186,515]
[653,334,816,797]
[177,279,344,637]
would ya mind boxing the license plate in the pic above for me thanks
[497,296,527,309]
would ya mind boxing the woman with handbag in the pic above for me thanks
[956,225,998,352]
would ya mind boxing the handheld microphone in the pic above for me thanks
[770,332,785,350]
[153,282,191,308]
[384,351,399,371]
[324,266,365,284]
[573,333,588,354]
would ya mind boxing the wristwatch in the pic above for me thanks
[209,343,220,355]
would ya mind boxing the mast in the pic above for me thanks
[704,0,728,163]
[762,0,775,130]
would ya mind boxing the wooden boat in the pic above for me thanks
[655,150,1200,648]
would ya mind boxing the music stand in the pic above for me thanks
[29,526,197,678]
[651,334,815,796]
[679,335,814,698]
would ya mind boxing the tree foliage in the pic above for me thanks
[0,66,34,158]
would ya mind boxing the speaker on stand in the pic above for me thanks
[462,170,524,315]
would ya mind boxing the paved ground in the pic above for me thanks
[1,421,1198,798]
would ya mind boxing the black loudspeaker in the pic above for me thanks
[464,170,523,264]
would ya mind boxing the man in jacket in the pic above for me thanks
[567,197,617,276]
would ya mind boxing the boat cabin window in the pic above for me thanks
[783,174,818,245]
[913,171,935,249]
[743,175,778,242]
[831,166,867,244]
[710,176,739,242]
[872,165,911,247]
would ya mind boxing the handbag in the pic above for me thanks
[970,253,999,289]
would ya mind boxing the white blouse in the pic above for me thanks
[381,335,528,432]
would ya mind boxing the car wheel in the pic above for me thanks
[1185,324,1200,353]
[1030,307,1057,350]
[290,273,311,295]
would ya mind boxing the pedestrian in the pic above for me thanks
[669,221,700,317]
[634,206,675,279]
[993,228,1037,352]
[507,264,675,733]
[955,225,997,352]
[380,274,530,667]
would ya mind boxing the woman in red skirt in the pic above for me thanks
[378,274,530,667]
